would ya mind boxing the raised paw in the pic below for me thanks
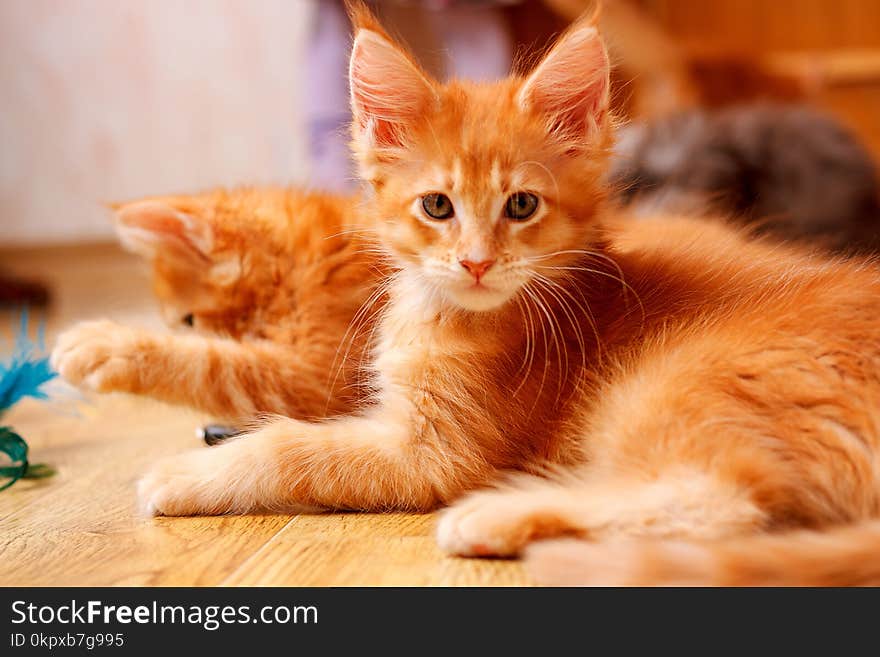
[51,319,148,392]
[436,489,567,558]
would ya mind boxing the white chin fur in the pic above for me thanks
[446,285,514,312]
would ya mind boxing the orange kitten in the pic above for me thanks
[54,5,880,585]
[53,187,385,421]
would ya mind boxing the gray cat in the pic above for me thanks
[610,104,880,252]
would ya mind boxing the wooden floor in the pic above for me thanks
[0,244,528,586]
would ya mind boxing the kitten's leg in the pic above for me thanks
[436,470,765,557]
[137,414,476,516]
[52,319,339,419]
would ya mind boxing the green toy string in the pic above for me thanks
[0,426,56,491]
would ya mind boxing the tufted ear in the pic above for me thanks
[112,199,213,264]
[348,6,436,150]
[518,18,610,146]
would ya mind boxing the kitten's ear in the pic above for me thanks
[348,6,436,150]
[112,199,213,264]
[518,18,610,146]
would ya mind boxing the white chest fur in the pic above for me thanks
[373,274,447,386]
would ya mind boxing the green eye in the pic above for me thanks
[421,193,455,220]
[505,192,539,221]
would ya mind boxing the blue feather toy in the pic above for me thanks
[0,310,55,412]
[0,310,57,491]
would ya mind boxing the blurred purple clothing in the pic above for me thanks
[304,1,355,191]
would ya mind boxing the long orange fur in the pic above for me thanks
[53,4,880,585]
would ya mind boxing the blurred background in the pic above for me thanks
[0,0,311,246]
[1,0,880,321]
[3,0,880,245]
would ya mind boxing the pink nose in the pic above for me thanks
[459,259,495,281]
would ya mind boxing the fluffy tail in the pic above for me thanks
[525,521,880,586]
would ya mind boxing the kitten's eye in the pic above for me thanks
[505,192,539,221]
[421,193,455,220]
[182,313,194,327]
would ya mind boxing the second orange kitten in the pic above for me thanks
[54,187,385,421]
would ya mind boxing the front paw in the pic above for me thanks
[137,438,267,517]
[51,320,147,392]
[437,490,541,558]
[138,449,233,517]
